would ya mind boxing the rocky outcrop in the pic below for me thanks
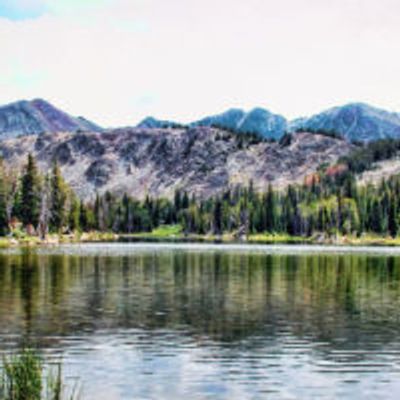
[0,127,353,201]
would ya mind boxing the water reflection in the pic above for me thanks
[0,247,400,399]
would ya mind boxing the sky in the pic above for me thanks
[0,0,400,127]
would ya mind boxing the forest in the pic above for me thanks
[0,141,400,239]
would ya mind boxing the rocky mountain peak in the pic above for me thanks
[0,98,103,139]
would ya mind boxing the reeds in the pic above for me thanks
[0,348,78,400]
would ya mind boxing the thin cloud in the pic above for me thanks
[0,0,400,126]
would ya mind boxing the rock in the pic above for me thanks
[0,127,353,202]
[85,159,116,187]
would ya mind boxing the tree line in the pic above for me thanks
[1,153,400,238]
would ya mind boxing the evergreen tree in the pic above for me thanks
[213,197,223,234]
[69,195,81,232]
[20,154,41,227]
[0,168,9,236]
[265,184,277,232]
[79,201,89,231]
[49,161,67,232]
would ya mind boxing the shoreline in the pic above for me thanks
[2,230,400,248]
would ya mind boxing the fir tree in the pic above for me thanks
[49,161,67,232]
[20,154,41,227]
[0,168,9,236]
[69,195,81,232]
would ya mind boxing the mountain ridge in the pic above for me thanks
[1,98,400,143]
[289,102,400,142]
[0,127,353,201]
[135,103,400,142]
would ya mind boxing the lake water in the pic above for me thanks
[1,243,400,399]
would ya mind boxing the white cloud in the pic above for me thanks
[1,0,400,127]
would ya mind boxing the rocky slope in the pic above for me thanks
[0,127,353,201]
[0,99,103,139]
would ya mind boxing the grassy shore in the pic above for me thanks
[123,226,400,246]
[2,226,400,247]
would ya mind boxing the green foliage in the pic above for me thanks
[1,348,42,400]
[20,154,41,227]
[3,151,400,242]
[339,138,400,174]
[0,167,9,236]
[69,196,80,232]
[49,162,68,232]
[0,348,78,400]
[141,224,183,238]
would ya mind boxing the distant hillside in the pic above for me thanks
[289,103,400,142]
[0,127,353,201]
[0,99,103,139]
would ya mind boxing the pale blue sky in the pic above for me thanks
[1,0,400,127]
[0,0,45,20]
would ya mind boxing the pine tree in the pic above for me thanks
[174,190,182,214]
[265,184,277,232]
[49,161,67,232]
[0,167,9,236]
[213,197,223,235]
[79,201,89,232]
[38,173,51,240]
[388,194,398,237]
[69,195,81,232]
[182,191,189,209]
[94,193,104,231]
[20,154,41,228]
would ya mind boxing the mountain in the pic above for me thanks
[0,126,353,201]
[136,116,184,129]
[3,99,400,144]
[0,98,103,139]
[191,108,246,131]
[191,107,287,140]
[289,103,400,142]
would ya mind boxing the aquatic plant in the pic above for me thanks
[0,348,78,400]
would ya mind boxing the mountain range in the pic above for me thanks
[1,98,400,143]
[138,102,400,142]
[0,98,399,200]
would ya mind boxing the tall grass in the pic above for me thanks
[0,348,78,400]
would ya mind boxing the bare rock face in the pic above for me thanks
[0,127,353,201]
[86,158,116,187]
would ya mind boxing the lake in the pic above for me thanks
[1,243,400,399]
